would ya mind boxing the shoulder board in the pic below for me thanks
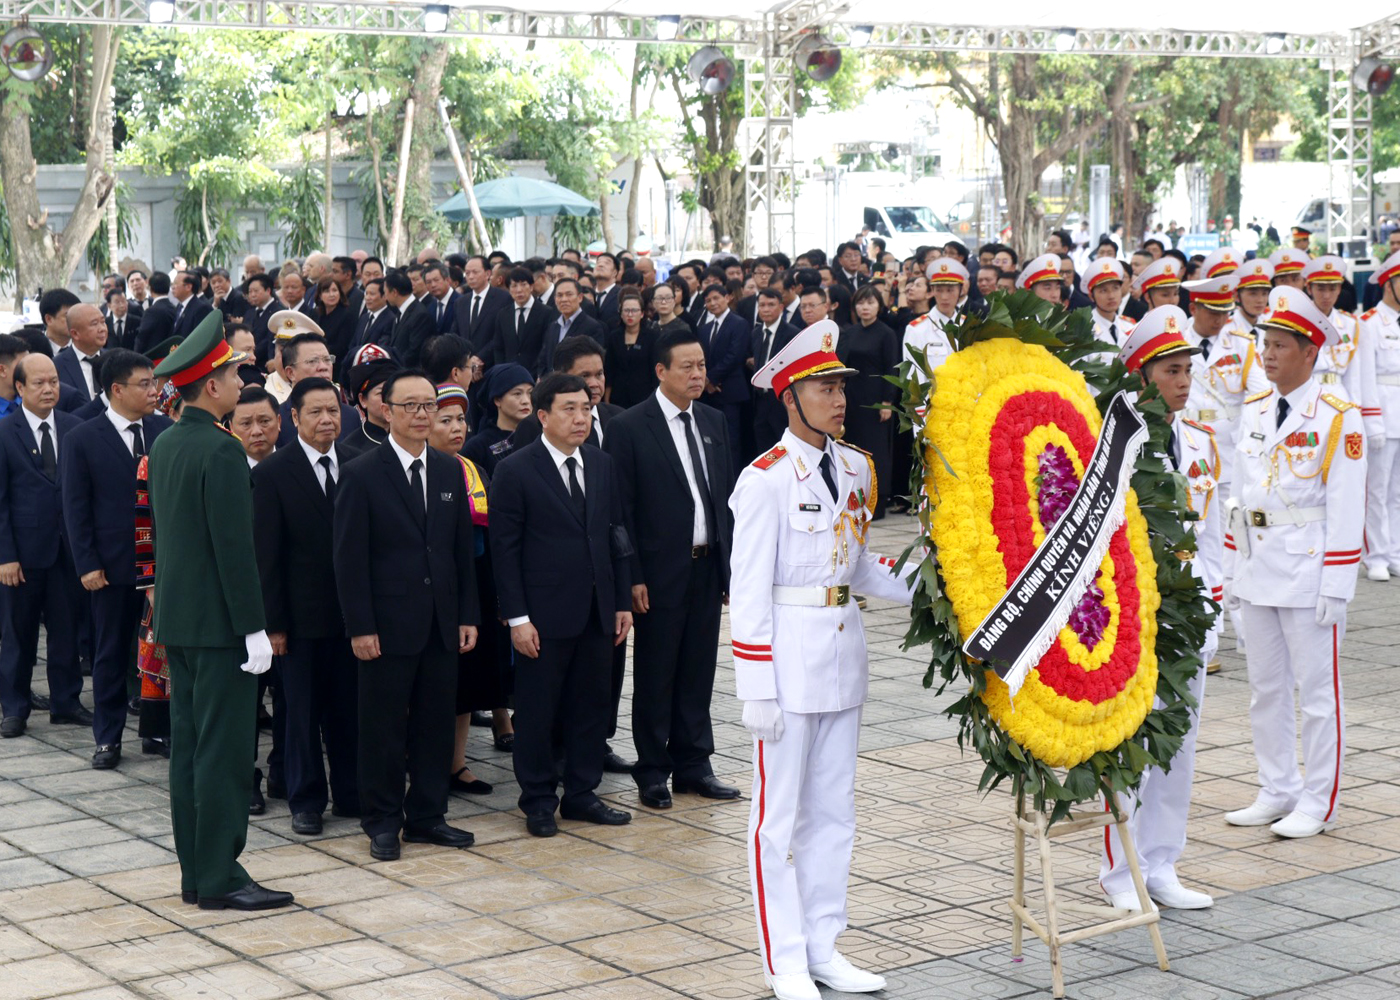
[752,444,788,470]
[1321,393,1357,412]
[216,422,239,439]
[1338,309,1355,319]
[835,439,871,457]
[1245,389,1273,403]
[1182,418,1215,435]
[1362,307,1378,320]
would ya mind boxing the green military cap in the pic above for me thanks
[153,309,248,388]
[143,336,183,366]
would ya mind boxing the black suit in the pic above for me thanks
[332,441,479,838]
[245,300,277,348]
[510,400,622,451]
[107,313,138,351]
[455,285,511,348]
[61,411,173,748]
[391,298,438,369]
[275,398,362,449]
[751,318,798,453]
[593,284,622,331]
[353,307,397,353]
[605,395,734,789]
[536,311,605,375]
[0,409,85,721]
[215,289,251,324]
[136,299,178,356]
[172,296,213,341]
[487,298,555,371]
[489,440,630,817]
[53,346,101,402]
[252,442,358,818]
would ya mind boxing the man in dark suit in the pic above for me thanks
[135,272,179,356]
[834,241,869,295]
[242,275,279,361]
[605,329,739,808]
[333,369,479,862]
[751,287,799,454]
[55,304,108,402]
[253,377,359,836]
[696,284,750,471]
[422,262,461,336]
[386,270,437,368]
[332,257,364,319]
[351,278,397,357]
[273,332,362,449]
[105,289,139,351]
[455,255,512,346]
[490,372,633,837]
[61,348,173,768]
[0,354,90,737]
[172,270,212,341]
[486,268,553,370]
[211,268,250,322]
[536,279,604,375]
[591,252,622,330]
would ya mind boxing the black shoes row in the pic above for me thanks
[370,823,476,861]
[1,706,95,739]
[638,774,742,810]
[182,882,295,911]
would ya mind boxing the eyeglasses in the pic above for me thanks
[298,355,335,368]
[386,401,439,415]
[118,379,156,391]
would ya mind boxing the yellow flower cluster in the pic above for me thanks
[924,339,1160,768]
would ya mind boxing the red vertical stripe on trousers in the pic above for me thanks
[1325,624,1343,822]
[753,740,775,976]
[1102,798,1114,868]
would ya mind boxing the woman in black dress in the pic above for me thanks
[646,280,691,336]
[605,290,659,408]
[463,363,535,476]
[838,285,899,519]
[312,278,355,362]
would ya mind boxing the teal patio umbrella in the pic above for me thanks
[437,176,600,221]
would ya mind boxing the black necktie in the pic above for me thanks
[38,421,56,479]
[175,301,185,324]
[1276,398,1290,430]
[1199,335,1213,361]
[408,458,425,525]
[705,319,717,347]
[565,455,586,520]
[1168,424,1180,470]
[819,452,838,503]
[517,306,525,337]
[679,412,717,544]
[128,423,145,458]
[756,323,770,364]
[471,295,481,328]
[115,319,123,343]
[1107,322,1117,344]
[437,299,445,324]
[319,455,336,501]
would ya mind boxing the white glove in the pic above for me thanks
[240,629,273,675]
[742,699,785,743]
[1315,596,1346,628]
[1221,582,1241,612]
[1370,436,1386,456]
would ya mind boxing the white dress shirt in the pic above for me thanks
[298,437,339,492]
[105,406,144,458]
[655,388,710,545]
[73,346,101,398]
[388,434,429,507]
[21,404,57,462]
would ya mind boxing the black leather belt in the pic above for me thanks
[691,544,710,559]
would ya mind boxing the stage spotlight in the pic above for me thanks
[1264,33,1285,55]
[423,4,449,32]
[849,24,874,48]
[795,34,841,82]
[1054,28,1077,52]
[686,46,735,95]
[656,15,680,41]
[1354,57,1395,95]
[148,0,175,22]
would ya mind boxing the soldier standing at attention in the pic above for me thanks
[1358,250,1400,581]
[148,311,294,911]
[730,320,915,1000]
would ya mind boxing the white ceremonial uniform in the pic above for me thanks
[1313,309,1375,414]
[1184,324,1269,492]
[1101,415,1221,896]
[730,430,914,978]
[902,312,956,419]
[1226,380,1366,823]
[1359,301,1400,572]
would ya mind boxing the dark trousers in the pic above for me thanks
[357,631,455,837]
[0,554,84,719]
[90,583,144,746]
[606,639,626,743]
[167,644,256,898]
[513,616,610,816]
[631,554,722,789]
[282,636,359,816]
[254,664,285,786]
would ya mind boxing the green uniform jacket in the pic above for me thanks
[148,406,266,647]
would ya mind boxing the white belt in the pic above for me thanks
[772,584,850,607]
[1184,404,1240,423]
[1246,506,1326,527]
[1378,374,1400,387]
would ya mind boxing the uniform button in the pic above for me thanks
[1256,534,1263,541]
[838,623,845,632]
[424,577,431,585]
[1308,548,1316,555]
[807,525,813,533]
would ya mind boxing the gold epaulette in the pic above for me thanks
[752,445,788,470]
[1182,418,1216,435]
[835,439,871,456]
[1362,307,1379,321]
[1321,393,1357,412]
[1245,389,1273,403]
[1338,309,1356,319]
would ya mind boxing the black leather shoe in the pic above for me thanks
[127,694,140,717]
[493,732,515,752]
[249,768,266,816]
[638,784,673,809]
[29,692,50,711]
[142,737,170,758]
[291,812,322,835]
[673,775,742,800]
[266,776,287,800]
[470,710,493,727]
[526,813,558,838]
[602,751,635,774]
[50,707,94,726]
[180,890,196,904]
[1,717,25,738]
[560,800,632,826]
[449,768,493,795]
[330,803,361,819]
[92,744,121,770]
[403,823,475,849]
[197,881,294,911]
[369,833,400,861]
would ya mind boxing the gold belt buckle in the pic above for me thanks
[1198,408,1217,421]
[825,585,850,607]
[1321,372,1340,384]
[1249,510,1267,527]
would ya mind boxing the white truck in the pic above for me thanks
[793,171,957,259]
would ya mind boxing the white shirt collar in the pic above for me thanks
[247,454,259,469]
[783,427,833,476]
[21,404,54,443]
[105,405,141,443]
[655,387,691,421]
[297,435,338,475]
[388,433,427,472]
[707,308,731,327]
[540,432,582,473]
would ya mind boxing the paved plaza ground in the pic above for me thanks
[0,514,1398,999]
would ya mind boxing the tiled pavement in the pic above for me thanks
[0,514,1398,999]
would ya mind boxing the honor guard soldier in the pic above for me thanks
[1305,256,1376,413]
[1222,287,1366,839]
[148,311,294,911]
[1083,258,1133,350]
[1230,258,1275,347]
[903,260,964,420]
[263,310,316,404]
[1359,249,1400,580]
[731,320,915,1000]
[1100,306,1220,911]
[1199,247,1243,281]
[1291,225,1314,253]
[1270,248,1309,289]
[1017,253,1064,305]
[1133,257,1184,311]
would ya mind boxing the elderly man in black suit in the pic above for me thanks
[61,349,172,769]
[105,289,139,351]
[0,354,90,738]
[751,287,799,454]
[253,377,359,836]
[605,329,739,808]
[455,254,512,346]
[490,372,634,836]
[135,272,179,356]
[55,304,108,402]
[243,275,279,353]
[333,369,479,862]
[536,278,604,375]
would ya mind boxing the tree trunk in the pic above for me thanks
[402,40,450,259]
[0,26,121,300]
[669,69,744,255]
[323,109,334,251]
[361,41,391,254]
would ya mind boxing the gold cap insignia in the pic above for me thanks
[1277,294,1289,310]
[1165,315,1179,332]
[821,332,833,352]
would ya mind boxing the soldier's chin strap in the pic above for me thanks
[788,382,842,441]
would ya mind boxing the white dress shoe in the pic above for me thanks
[1105,890,1156,912]
[1271,810,1335,839]
[764,971,821,1000]
[1389,563,1400,577]
[1367,564,1391,582]
[1148,881,1213,909]
[1224,800,1292,826]
[809,952,887,993]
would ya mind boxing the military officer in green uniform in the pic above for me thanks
[148,311,295,911]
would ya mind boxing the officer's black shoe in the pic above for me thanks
[602,750,635,774]
[638,784,673,809]
[266,775,287,800]
[673,775,742,800]
[249,767,266,815]
[142,737,170,758]
[526,813,558,838]
[403,823,475,849]
[180,890,196,904]
[1,717,25,738]
[50,707,94,726]
[369,833,401,861]
[560,800,632,826]
[291,812,322,835]
[92,744,121,770]
[29,692,50,711]
[197,881,294,911]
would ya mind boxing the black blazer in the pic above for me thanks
[275,398,362,449]
[752,318,798,371]
[60,411,172,585]
[455,285,512,348]
[315,304,357,361]
[251,442,346,639]
[592,285,622,330]
[107,313,139,351]
[509,399,622,450]
[173,296,213,340]
[536,311,605,375]
[332,442,479,655]
[487,298,555,371]
[391,298,438,369]
[355,307,398,351]
[245,300,278,348]
[135,299,178,356]
[53,346,98,401]
[0,408,80,569]
[216,288,251,323]
[604,395,734,607]
[488,440,629,638]
[55,384,89,416]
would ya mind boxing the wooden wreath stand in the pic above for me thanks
[1008,782,1169,997]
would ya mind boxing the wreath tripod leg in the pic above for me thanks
[1011,783,1026,959]
[1108,788,1170,971]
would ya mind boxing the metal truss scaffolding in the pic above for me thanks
[1327,52,1372,254]
[742,22,796,257]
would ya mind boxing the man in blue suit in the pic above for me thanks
[0,354,89,738]
[172,271,212,341]
[696,284,750,470]
[423,262,461,336]
[60,348,173,769]
[536,279,604,375]
[54,304,108,402]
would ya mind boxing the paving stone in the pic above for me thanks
[1167,941,1343,995]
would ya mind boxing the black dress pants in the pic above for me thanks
[0,552,84,719]
[282,636,359,816]
[90,583,144,746]
[631,554,722,789]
